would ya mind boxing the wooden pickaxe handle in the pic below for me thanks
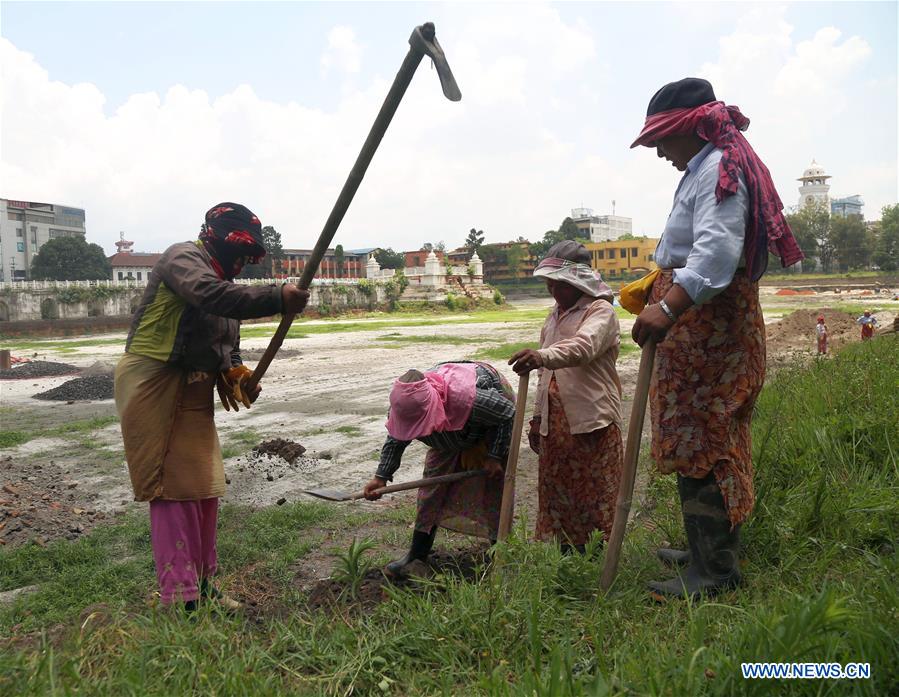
[245,23,461,394]
[497,372,530,541]
[349,468,488,501]
[600,339,656,591]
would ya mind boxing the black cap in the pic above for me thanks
[646,78,716,117]
[545,240,590,265]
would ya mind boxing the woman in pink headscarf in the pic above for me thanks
[362,361,515,578]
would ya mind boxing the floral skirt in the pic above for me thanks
[649,270,765,526]
[414,363,513,539]
[415,447,504,539]
[536,378,623,545]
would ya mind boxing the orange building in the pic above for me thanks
[278,247,377,279]
[404,249,445,268]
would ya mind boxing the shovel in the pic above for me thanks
[303,468,487,502]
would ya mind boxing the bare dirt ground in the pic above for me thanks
[1,289,895,554]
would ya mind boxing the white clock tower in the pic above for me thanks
[797,160,831,210]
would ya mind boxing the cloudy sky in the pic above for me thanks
[1,1,896,255]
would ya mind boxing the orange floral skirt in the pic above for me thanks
[536,378,623,545]
[649,270,765,526]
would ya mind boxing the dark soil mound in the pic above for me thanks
[767,308,859,353]
[252,438,307,465]
[33,375,114,401]
[0,361,80,380]
[306,546,491,612]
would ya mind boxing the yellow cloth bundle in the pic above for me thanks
[618,268,660,315]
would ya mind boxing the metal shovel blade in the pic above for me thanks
[302,487,358,502]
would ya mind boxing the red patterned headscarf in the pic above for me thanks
[199,202,267,280]
[631,101,803,281]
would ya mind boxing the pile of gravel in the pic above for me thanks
[0,361,80,380]
[33,375,114,401]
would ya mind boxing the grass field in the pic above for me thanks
[1,336,896,695]
[0,416,118,449]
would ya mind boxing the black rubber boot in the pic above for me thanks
[648,472,742,600]
[656,547,690,567]
[385,527,437,578]
[657,480,694,567]
[560,543,587,556]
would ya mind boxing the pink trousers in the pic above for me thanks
[149,498,219,604]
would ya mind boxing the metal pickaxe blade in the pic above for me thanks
[409,22,462,102]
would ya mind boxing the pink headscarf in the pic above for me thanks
[385,363,478,441]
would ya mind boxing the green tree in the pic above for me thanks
[30,236,111,281]
[829,215,871,270]
[506,243,525,285]
[262,226,284,277]
[374,247,406,270]
[530,218,590,259]
[873,204,899,271]
[465,228,485,255]
[558,216,581,240]
[421,241,446,253]
[334,244,345,278]
[786,202,831,272]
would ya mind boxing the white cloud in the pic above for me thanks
[320,26,362,76]
[0,6,611,255]
[0,3,894,260]
[698,5,893,215]
[775,27,871,100]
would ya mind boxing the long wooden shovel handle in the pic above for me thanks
[349,468,488,501]
[600,339,656,591]
[498,372,530,541]
[244,30,440,395]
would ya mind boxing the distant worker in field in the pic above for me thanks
[627,78,803,599]
[363,361,515,578]
[857,310,878,340]
[508,241,623,554]
[115,202,309,613]
[816,315,828,355]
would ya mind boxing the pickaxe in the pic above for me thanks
[599,339,656,590]
[245,23,461,394]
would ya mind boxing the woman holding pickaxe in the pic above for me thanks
[626,78,803,599]
[115,203,308,613]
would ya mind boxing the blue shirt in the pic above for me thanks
[654,142,749,305]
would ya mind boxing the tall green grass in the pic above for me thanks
[1,338,896,695]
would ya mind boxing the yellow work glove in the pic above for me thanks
[221,365,255,410]
[619,268,660,315]
[216,373,241,412]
